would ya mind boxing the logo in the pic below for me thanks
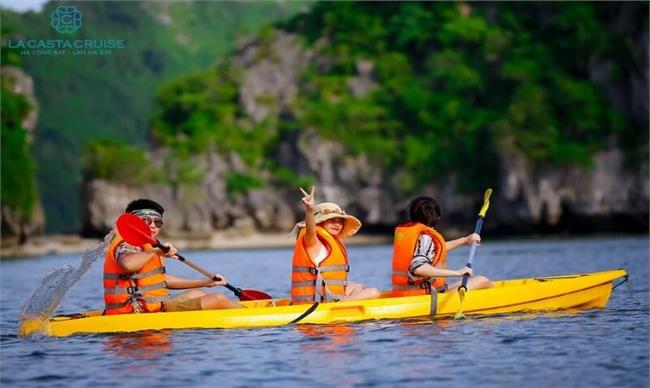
[50,5,82,34]
[7,4,126,56]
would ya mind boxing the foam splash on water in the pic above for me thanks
[17,230,115,337]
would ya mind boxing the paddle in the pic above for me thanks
[455,188,492,319]
[115,213,272,301]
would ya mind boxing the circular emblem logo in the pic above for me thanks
[50,5,82,34]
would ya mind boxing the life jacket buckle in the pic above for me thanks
[308,267,318,275]
[419,281,431,290]
[126,286,139,294]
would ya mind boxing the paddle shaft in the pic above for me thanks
[468,217,486,266]
[459,189,492,292]
[154,242,243,297]
[461,217,485,288]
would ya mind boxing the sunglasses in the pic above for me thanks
[140,216,163,228]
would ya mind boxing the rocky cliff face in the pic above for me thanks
[1,67,45,245]
[82,150,297,238]
[495,148,648,234]
[81,29,649,238]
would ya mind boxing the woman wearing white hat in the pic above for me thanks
[290,187,380,305]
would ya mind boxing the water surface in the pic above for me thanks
[1,236,648,387]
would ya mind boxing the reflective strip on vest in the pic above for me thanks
[292,280,316,287]
[319,265,350,272]
[103,267,166,280]
[103,273,125,280]
[104,281,168,295]
[293,265,349,275]
[323,279,348,286]
[128,267,166,279]
[105,295,170,311]
[292,266,316,274]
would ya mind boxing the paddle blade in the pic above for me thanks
[239,289,273,301]
[478,188,493,217]
[454,288,467,319]
[116,213,156,247]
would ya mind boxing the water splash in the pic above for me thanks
[17,230,115,337]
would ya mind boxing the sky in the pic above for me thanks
[0,0,47,13]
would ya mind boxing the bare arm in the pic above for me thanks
[165,274,214,290]
[117,242,178,273]
[446,233,481,251]
[118,250,160,273]
[413,263,472,278]
[300,186,318,248]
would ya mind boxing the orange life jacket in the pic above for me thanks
[291,226,350,304]
[103,235,169,315]
[392,222,448,296]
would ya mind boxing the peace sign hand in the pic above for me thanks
[300,186,315,212]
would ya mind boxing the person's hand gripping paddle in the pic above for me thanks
[116,213,272,301]
[455,188,492,319]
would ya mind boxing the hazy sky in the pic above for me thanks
[0,0,47,13]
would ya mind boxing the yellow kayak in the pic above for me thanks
[20,269,627,337]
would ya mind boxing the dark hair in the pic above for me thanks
[125,199,165,215]
[408,196,441,227]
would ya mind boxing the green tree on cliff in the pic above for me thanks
[1,73,38,226]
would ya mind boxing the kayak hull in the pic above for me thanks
[22,269,627,337]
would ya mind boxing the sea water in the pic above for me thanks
[1,236,648,387]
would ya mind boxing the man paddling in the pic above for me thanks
[103,199,243,315]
